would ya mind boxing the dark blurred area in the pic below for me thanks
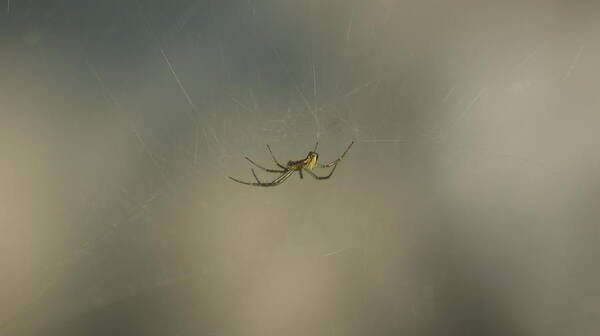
[2,0,600,335]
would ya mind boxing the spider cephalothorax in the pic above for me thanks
[287,151,318,170]
[304,152,319,169]
[229,142,353,187]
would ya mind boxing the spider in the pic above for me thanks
[228,141,354,187]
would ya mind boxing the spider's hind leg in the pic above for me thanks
[244,156,286,173]
[266,144,287,169]
[251,168,263,184]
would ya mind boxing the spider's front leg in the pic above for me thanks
[304,164,338,180]
[317,141,354,168]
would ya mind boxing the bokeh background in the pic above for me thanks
[2,0,600,335]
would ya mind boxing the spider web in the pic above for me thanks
[2,1,600,335]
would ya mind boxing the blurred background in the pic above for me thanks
[2,0,600,335]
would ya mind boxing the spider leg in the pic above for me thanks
[253,168,296,186]
[228,175,259,186]
[266,144,287,169]
[298,169,304,179]
[251,168,262,183]
[229,169,294,187]
[244,156,286,173]
[304,164,338,180]
[275,170,295,185]
[255,169,294,186]
[317,141,354,168]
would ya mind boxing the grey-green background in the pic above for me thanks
[2,1,599,335]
